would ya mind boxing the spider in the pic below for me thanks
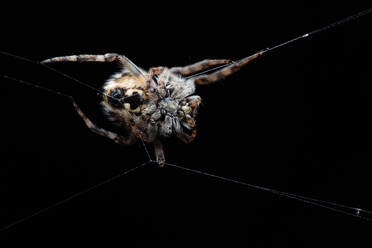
[41,51,264,166]
[2,8,372,238]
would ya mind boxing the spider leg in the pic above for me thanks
[146,66,165,88]
[177,129,197,144]
[192,50,265,85]
[154,139,165,167]
[129,119,150,142]
[71,99,135,145]
[170,59,231,76]
[41,53,145,77]
[148,67,165,76]
[172,117,197,144]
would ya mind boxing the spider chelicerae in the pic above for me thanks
[41,51,264,166]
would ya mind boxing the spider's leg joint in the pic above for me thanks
[154,139,165,167]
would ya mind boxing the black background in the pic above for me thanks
[1,2,372,247]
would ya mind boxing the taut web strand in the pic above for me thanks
[165,163,372,221]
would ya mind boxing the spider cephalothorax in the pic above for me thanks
[102,68,200,145]
[41,51,264,166]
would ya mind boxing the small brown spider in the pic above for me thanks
[41,51,264,166]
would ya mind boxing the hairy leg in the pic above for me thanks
[154,139,165,167]
[170,59,231,76]
[146,66,165,88]
[192,50,265,85]
[71,99,135,145]
[41,53,145,78]
[177,129,197,144]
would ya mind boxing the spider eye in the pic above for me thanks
[124,91,143,110]
[107,88,126,108]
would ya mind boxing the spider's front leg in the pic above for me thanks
[170,59,231,76]
[71,99,135,145]
[192,50,265,85]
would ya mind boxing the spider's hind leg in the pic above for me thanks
[71,99,135,145]
[41,53,144,77]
